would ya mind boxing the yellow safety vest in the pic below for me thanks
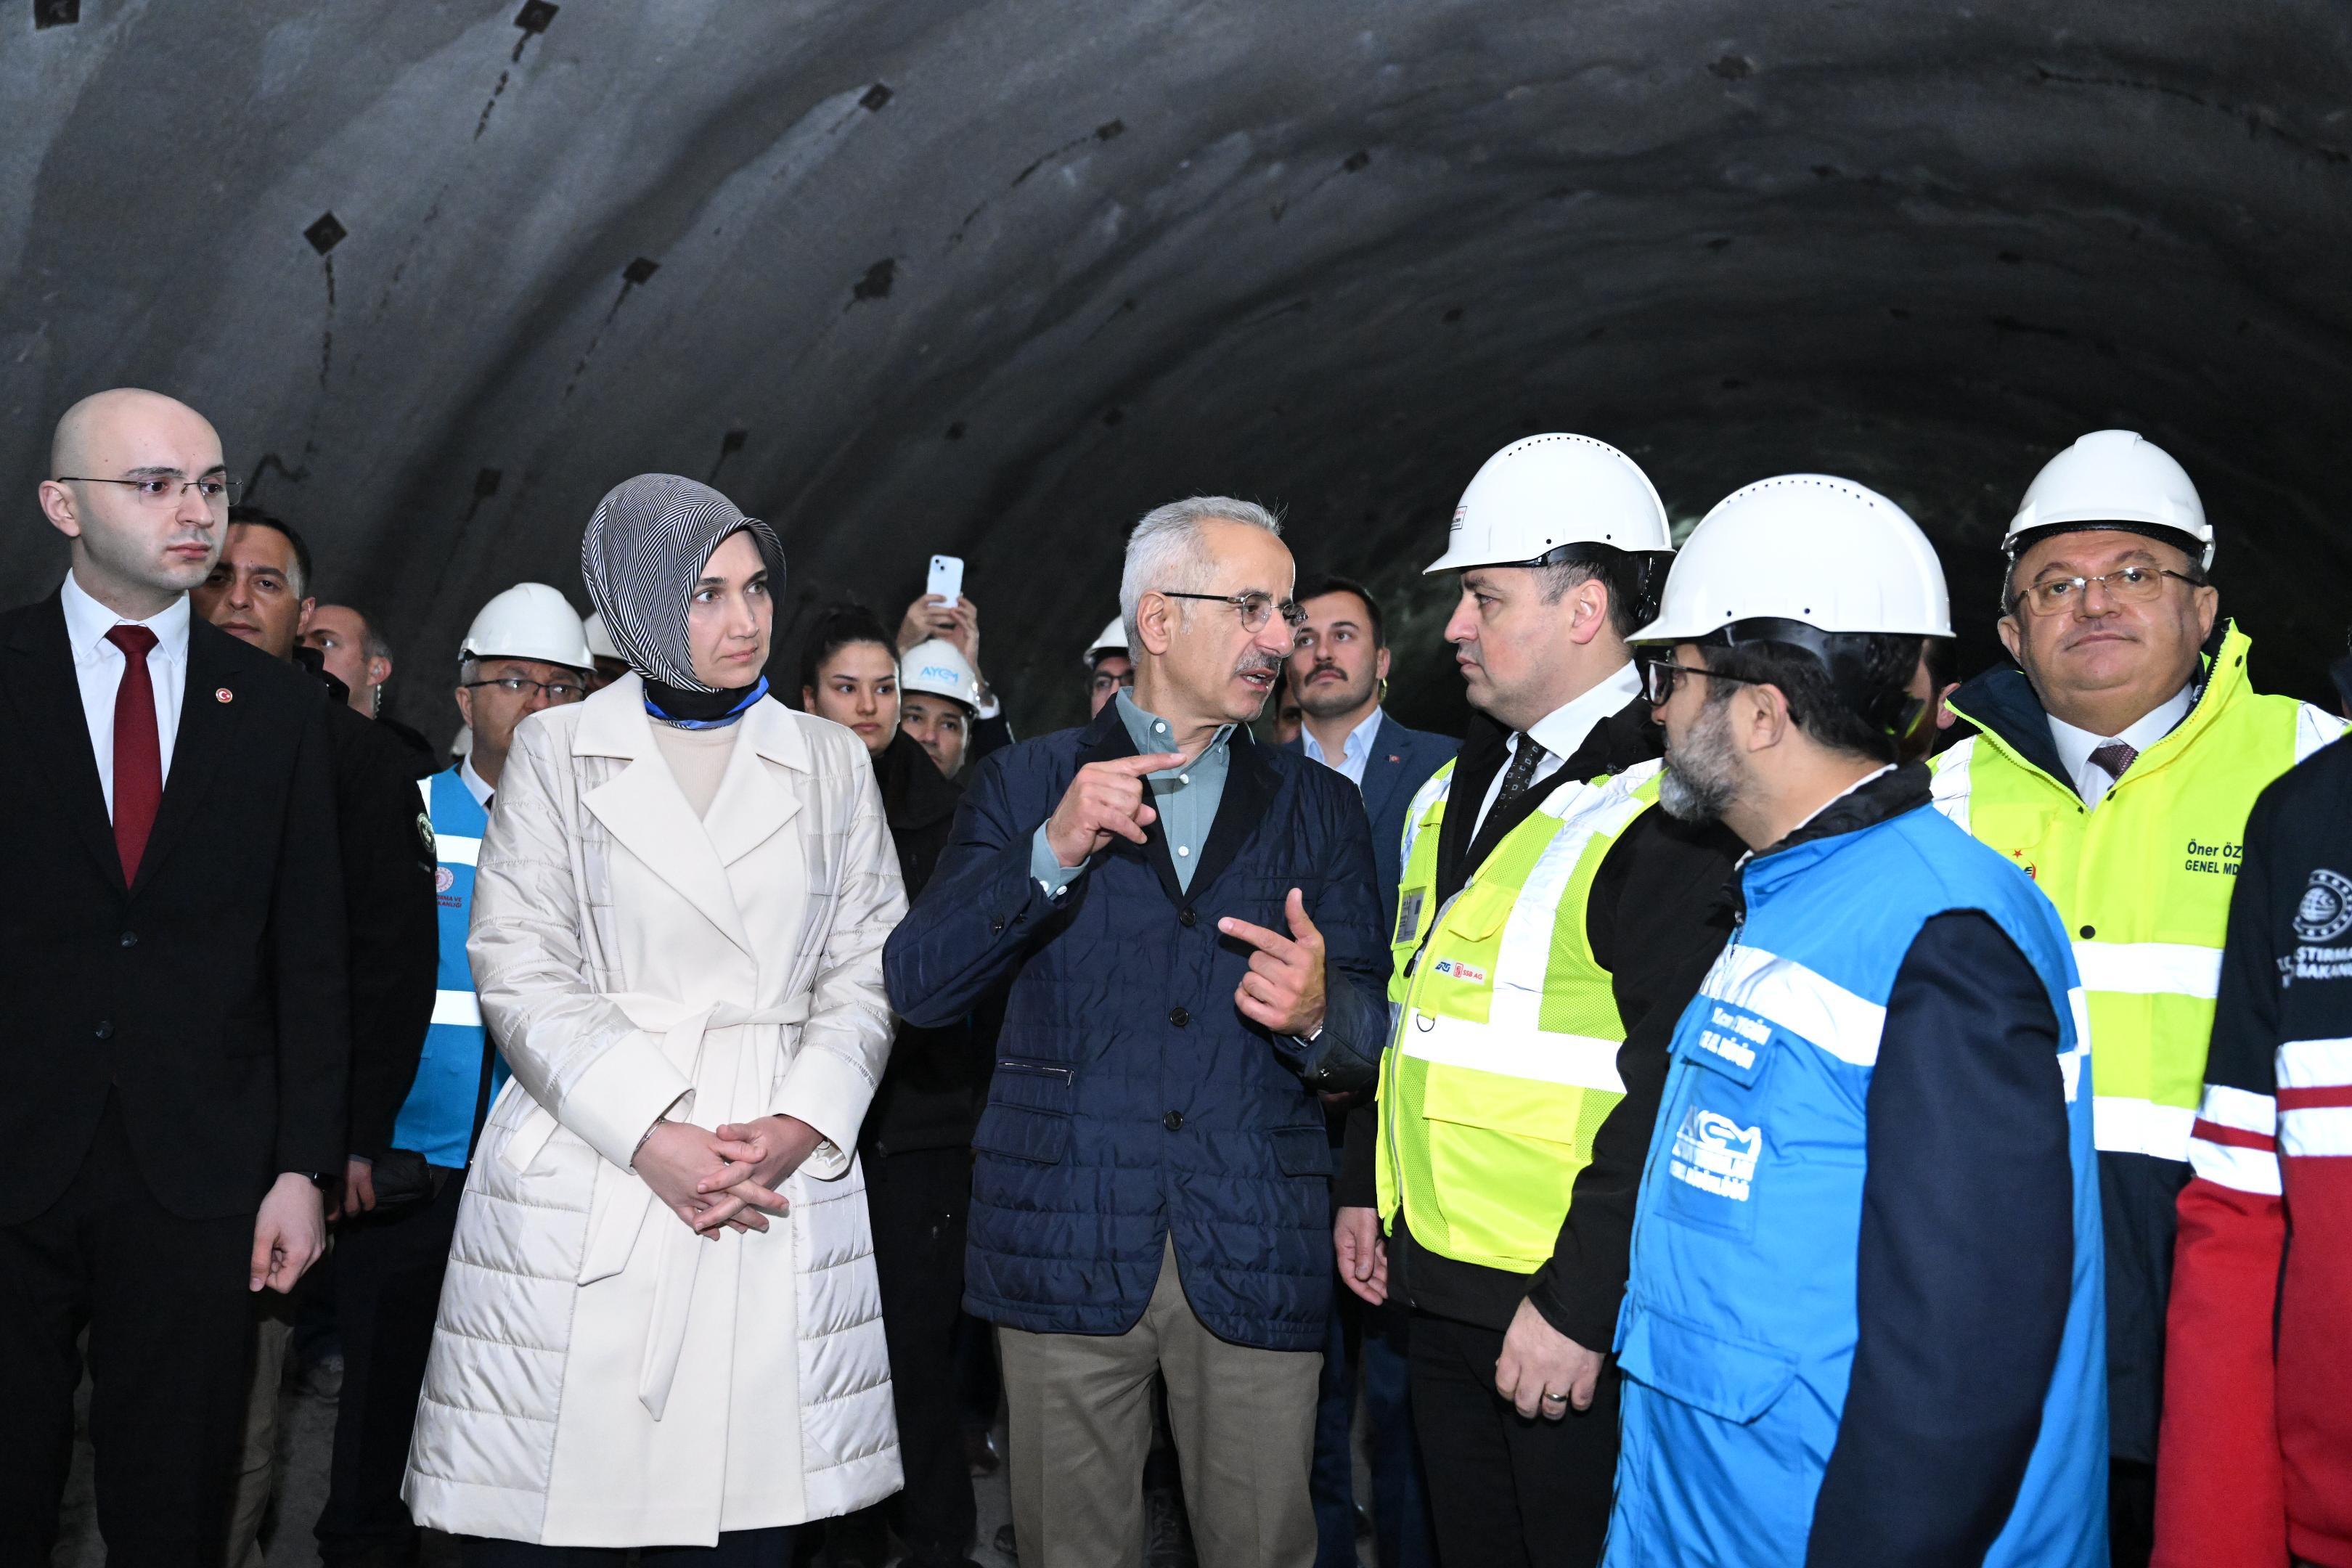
[1374,757,1659,1273]
[1931,624,2340,1161]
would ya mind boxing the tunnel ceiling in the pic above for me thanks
[5,0,2350,739]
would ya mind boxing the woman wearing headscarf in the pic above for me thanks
[403,475,905,1565]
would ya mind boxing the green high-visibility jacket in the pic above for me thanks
[1375,757,1661,1273]
[1931,623,2341,1162]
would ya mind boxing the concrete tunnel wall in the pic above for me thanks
[4,0,2348,745]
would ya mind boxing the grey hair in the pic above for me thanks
[1117,495,1284,650]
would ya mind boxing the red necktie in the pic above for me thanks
[105,624,162,883]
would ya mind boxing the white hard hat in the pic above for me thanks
[1633,475,1953,644]
[900,638,981,710]
[2003,429,2213,569]
[460,583,595,671]
[1085,616,1128,666]
[1424,433,1673,574]
[582,609,622,663]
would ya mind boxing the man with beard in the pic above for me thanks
[1605,474,2104,1568]
[190,509,440,1568]
[1332,435,1740,1567]
[886,496,1391,1568]
[1283,575,1451,1568]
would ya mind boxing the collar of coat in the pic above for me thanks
[563,669,814,954]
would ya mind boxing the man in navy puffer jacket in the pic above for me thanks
[886,497,1390,1568]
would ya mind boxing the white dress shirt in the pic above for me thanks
[1302,706,1386,792]
[1469,661,1643,839]
[2047,684,2194,811]
[60,571,190,820]
[460,754,497,808]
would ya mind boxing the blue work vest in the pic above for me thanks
[1604,800,2107,1568]
[390,768,507,1169]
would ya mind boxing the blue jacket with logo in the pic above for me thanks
[883,701,1392,1352]
[1605,765,2106,1568]
[391,767,507,1168]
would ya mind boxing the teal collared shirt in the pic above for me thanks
[1031,690,1236,896]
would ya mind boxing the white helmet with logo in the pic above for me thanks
[901,638,981,711]
[1085,616,1129,667]
[1424,433,1673,575]
[2003,429,2213,570]
[460,583,595,671]
[1633,474,1952,644]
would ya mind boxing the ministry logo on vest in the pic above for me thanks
[1670,1108,1760,1202]
[2295,868,2352,943]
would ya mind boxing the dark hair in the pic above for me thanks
[1294,573,1386,648]
[797,603,897,696]
[1530,542,1668,639]
[1921,634,1958,693]
[225,503,314,597]
[1696,623,1924,764]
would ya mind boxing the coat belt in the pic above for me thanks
[497,989,814,1420]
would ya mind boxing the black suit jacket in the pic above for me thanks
[1285,714,1456,936]
[0,593,351,1223]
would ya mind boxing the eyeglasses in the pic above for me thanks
[2011,565,2201,617]
[1155,590,1307,632]
[55,473,241,508]
[464,676,589,705]
[1637,655,1777,707]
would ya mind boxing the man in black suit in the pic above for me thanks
[195,505,438,1567]
[1284,573,1453,1568]
[0,388,350,1566]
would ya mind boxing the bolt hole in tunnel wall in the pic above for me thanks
[4,1,2348,745]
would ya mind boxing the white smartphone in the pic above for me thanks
[926,553,965,604]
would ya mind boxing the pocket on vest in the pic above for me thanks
[1617,1307,1796,1424]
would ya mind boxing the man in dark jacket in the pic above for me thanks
[1284,573,1452,1568]
[192,507,439,1567]
[886,497,1391,1568]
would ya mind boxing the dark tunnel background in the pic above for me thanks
[4,1,2348,746]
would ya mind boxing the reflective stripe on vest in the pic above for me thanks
[393,768,503,1169]
[1932,625,2345,1162]
[1376,756,1658,1273]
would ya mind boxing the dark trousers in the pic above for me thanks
[464,1525,799,1566]
[315,1163,467,1566]
[1312,1288,1437,1568]
[840,1146,975,1568]
[1408,1308,1622,1568]
[0,1093,258,1567]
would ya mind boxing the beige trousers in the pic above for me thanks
[997,1236,1321,1568]
[224,1292,298,1568]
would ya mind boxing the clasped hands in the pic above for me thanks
[632,1113,825,1238]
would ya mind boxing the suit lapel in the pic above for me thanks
[1,595,123,890]
[576,677,752,955]
[1187,728,1278,901]
[131,618,247,899]
[1077,702,1185,905]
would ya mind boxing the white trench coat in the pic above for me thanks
[404,676,906,1546]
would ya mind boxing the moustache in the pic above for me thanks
[1237,654,1286,677]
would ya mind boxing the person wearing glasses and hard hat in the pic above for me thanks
[1084,615,1133,716]
[1606,475,2106,1568]
[311,583,594,1568]
[1333,435,1742,1566]
[1925,430,2343,1565]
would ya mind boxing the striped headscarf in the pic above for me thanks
[579,473,785,694]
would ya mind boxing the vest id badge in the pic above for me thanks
[1394,887,1426,946]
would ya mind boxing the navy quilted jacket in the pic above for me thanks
[883,701,1390,1351]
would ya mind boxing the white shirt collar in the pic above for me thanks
[1522,661,1642,764]
[459,754,497,807]
[60,570,190,664]
[2046,684,2194,802]
[1302,706,1384,769]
